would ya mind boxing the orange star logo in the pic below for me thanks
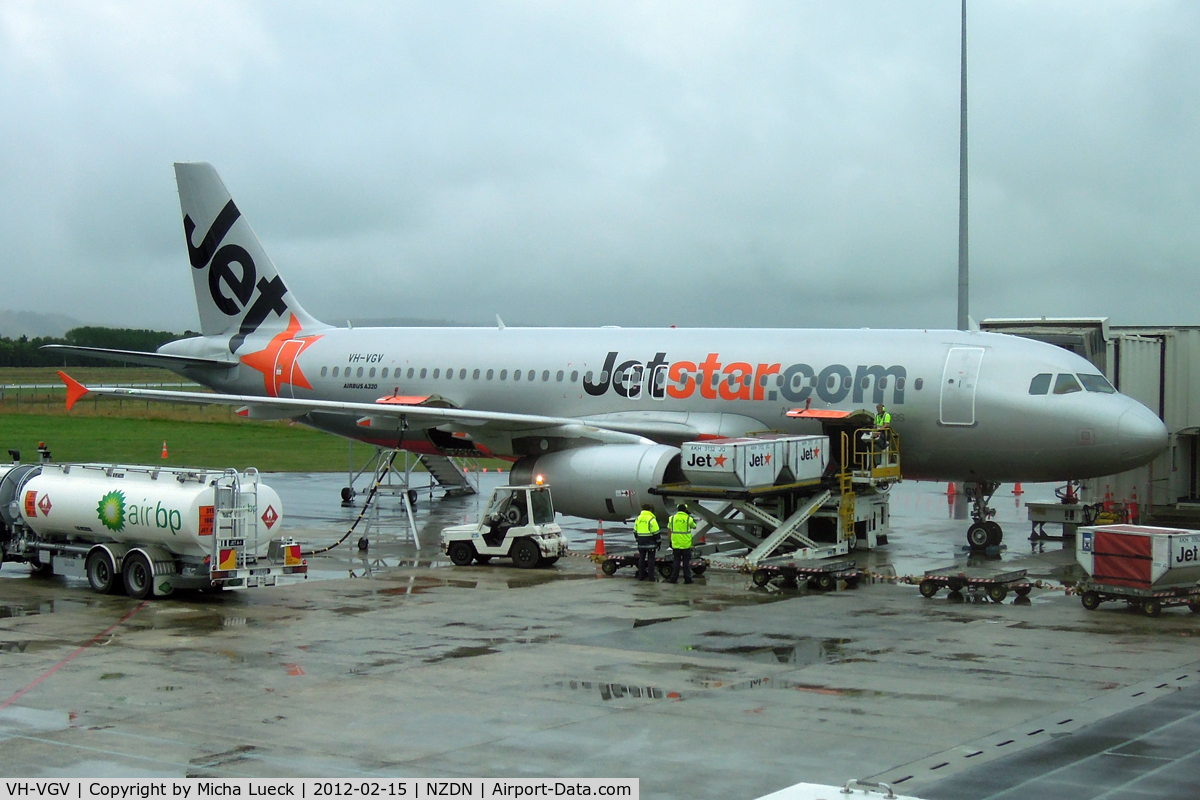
[714,455,727,468]
[239,314,323,397]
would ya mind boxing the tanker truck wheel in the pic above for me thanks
[122,553,154,600]
[86,550,122,595]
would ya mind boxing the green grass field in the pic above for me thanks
[0,368,503,472]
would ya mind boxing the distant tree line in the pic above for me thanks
[0,327,197,368]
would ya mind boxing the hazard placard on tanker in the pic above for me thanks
[681,434,828,489]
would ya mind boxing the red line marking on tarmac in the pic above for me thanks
[0,602,149,712]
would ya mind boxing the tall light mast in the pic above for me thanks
[957,0,969,331]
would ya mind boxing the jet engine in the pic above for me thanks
[510,444,683,521]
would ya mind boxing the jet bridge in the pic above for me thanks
[649,412,900,565]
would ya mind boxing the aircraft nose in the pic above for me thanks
[1117,404,1168,467]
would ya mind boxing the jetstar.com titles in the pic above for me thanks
[582,351,907,405]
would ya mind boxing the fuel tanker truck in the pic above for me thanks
[0,462,307,598]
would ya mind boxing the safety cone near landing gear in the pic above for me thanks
[161,441,168,459]
[593,522,606,556]
[1013,483,1024,495]
[947,482,957,496]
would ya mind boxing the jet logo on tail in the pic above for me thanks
[184,199,291,353]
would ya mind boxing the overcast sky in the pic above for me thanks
[1,1,1198,332]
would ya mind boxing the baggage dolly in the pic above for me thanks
[918,568,1032,603]
[1077,581,1200,618]
[748,558,862,591]
[598,550,708,579]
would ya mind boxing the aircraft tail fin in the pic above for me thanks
[174,162,328,353]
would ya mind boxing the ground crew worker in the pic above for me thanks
[873,403,893,463]
[633,503,661,582]
[667,503,697,584]
[874,403,891,428]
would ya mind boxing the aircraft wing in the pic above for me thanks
[56,372,653,442]
[42,345,237,370]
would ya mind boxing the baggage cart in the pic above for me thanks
[747,558,862,591]
[598,549,707,579]
[917,568,1031,603]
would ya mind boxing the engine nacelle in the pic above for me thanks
[510,444,683,522]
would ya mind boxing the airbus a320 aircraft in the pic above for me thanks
[49,163,1168,549]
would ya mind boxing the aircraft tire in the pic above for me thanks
[511,538,540,569]
[985,521,1003,546]
[966,523,990,550]
[448,541,475,566]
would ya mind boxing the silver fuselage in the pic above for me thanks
[165,324,1168,483]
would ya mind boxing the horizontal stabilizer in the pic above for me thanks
[41,344,236,370]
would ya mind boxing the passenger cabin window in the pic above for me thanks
[486,369,494,380]
[500,370,508,380]
[1029,373,1051,395]
[460,369,466,379]
[321,366,328,377]
[571,371,579,382]
[419,368,427,379]
[1078,373,1116,393]
[407,368,414,379]
[381,368,389,378]
[1053,373,1082,395]
[332,367,339,377]
[473,369,480,379]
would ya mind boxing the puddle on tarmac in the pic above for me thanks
[0,640,61,654]
[546,679,677,701]
[424,645,500,663]
[0,598,101,618]
[687,636,859,666]
[505,573,594,589]
[377,577,478,595]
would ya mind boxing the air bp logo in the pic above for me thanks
[97,491,126,532]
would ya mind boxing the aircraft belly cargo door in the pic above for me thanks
[940,347,985,426]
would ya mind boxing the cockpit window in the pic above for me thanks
[1077,373,1116,394]
[1053,373,1083,395]
[1028,373,1051,395]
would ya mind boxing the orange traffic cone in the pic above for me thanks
[1103,484,1113,512]
[947,482,956,496]
[161,440,168,459]
[1013,483,1024,495]
[593,522,606,556]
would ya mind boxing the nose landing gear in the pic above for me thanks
[964,481,1003,550]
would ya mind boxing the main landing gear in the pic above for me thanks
[964,481,1003,551]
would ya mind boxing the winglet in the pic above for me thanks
[58,371,89,410]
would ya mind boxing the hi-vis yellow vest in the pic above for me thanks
[669,511,696,549]
[634,510,659,535]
